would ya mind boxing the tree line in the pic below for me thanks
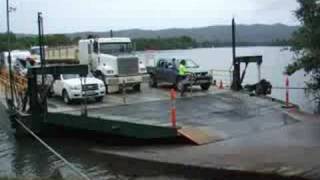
[133,36,289,50]
[133,36,196,50]
[0,33,79,52]
[0,33,290,52]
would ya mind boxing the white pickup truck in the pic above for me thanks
[52,74,106,104]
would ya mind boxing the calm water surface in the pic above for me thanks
[139,46,317,113]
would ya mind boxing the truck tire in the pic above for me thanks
[47,89,54,98]
[133,84,141,91]
[63,90,72,104]
[149,75,158,88]
[95,96,104,102]
[200,83,211,91]
[105,85,109,94]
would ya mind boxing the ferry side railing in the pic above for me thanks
[0,68,27,93]
[0,67,28,109]
[1,66,91,179]
[208,69,233,87]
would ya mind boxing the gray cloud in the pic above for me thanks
[0,0,299,34]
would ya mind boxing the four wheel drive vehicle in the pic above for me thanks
[52,74,106,104]
[147,58,213,91]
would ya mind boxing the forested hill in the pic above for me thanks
[66,24,298,44]
[1,24,297,51]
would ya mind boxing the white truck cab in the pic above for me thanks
[52,74,105,104]
[30,46,47,64]
[78,37,148,93]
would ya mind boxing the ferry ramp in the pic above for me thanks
[47,84,298,143]
[46,85,227,141]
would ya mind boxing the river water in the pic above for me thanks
[139,46,318,113]
[0,46,317,180]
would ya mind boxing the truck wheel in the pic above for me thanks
[149,76,158,88]
[47,89,54,98]
[63,90,72,104]
[105,85,109,94]
[133,84,141,91]
[95,96,104,102]
[200,83,211,91]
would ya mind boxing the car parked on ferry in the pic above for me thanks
[52,73,105,104]
[147,58,213,91]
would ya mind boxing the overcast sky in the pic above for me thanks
[0,0,299,34]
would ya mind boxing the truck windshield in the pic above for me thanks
[99,43,132,54]
[31,48,40,55]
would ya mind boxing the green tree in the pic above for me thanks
[0,33,19,51]
[287,0,320,111]
[44,34,73,46]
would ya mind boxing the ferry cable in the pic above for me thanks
[272,86,306,90]
[13,117,91,180]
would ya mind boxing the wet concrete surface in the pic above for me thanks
[92,119,320,179]
[46,84,320,179]
[3,84,320,179]
[49,84,299,140]
[47,84,216,113]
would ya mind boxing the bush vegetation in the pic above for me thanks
[286,0,320,112]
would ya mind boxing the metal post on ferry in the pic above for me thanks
[37,12,48,114]
[38,12,45,88]
[122,80,127,104]
[82,76,88,117]
[231,17,241,91]
[110,30,113,38]
[6,0,15,110]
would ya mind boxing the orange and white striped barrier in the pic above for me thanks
[285,76,289,107]
[282,75,295,109]
[219,80,224,89]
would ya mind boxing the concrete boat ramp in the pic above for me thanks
[46,85,320,179]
